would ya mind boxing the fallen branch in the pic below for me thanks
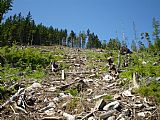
[0,88,25,109]
[81,110,97,120]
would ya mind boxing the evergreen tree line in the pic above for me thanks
[0,11,103,48]
[0,0,102,48]
[0,12,68,46]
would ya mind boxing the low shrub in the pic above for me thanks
[137,81,160,103]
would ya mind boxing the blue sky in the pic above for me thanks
[5,0,160,46]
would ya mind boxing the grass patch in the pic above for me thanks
[102,95,113,100]
[65,88,79,97]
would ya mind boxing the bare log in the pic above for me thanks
[81,110,97,120]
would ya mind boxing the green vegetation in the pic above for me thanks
[120,52,160,80]
[0,45,64,100]
[0,0,13,23]
[66,97,80,111]
[102,95,113,101]
[137,81,160,103]
[0,46,52,69]
[86,50,109,73]
[65,88,79,97]
[79,45,160,102]
[117,50,160,102]
[64,88,82,111]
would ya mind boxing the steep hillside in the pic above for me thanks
[0,46,160,120]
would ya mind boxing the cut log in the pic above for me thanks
[81,110,97,120]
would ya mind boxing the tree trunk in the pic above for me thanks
[0,13,3,24]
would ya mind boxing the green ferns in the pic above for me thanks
[0,45,64,99]
[0,46,51,70]
[120,51,160,80]
[0,45,64,81]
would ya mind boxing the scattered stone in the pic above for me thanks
[44,108,55,116]
[86,89,93,95]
